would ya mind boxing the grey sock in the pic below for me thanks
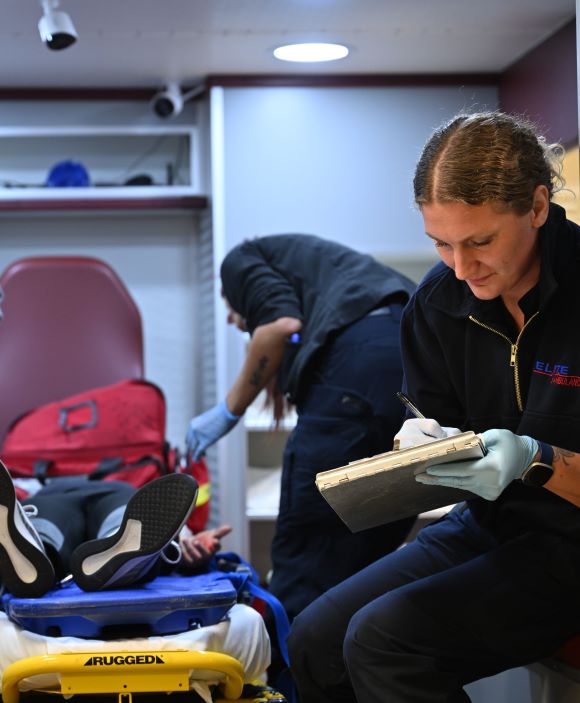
[97,506,125,539]
[32,517,64,552]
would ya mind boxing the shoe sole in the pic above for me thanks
[0,460,55,598]
[70,473,198,591]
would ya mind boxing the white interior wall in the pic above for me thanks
[221,85,499,255]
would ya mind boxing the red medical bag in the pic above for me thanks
[0,378,210,533]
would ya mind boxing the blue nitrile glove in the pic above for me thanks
[186,400,242,461]
[415,428,538,501]
[394,418,462,449]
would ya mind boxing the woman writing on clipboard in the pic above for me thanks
[289,111,580,702]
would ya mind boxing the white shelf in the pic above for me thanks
[0,185,199,200]
[244,390,297,431]
[247,509,279,521]
[246,466,282,520]
[0,125,205,205]
[245,417,297,431]
[245,393,294,521]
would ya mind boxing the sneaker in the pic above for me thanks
[0,460,55,598]
[70,473,198,591]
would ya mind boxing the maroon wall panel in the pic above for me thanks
[499,20,577,146]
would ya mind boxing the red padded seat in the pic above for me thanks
[0,256,143,444]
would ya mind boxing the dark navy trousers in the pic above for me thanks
[268,307,415,621]
[288,505,580,702]
[24,479,136,578]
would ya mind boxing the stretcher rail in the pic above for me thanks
[2,649,245,703]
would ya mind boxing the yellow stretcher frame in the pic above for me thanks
[1,649,256,703]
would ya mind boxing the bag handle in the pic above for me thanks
[33,459,51,483]
[59,400,98,433]
[88,454,168,481]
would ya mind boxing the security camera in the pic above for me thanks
[151,82,206,119]
[151,84,184,119]
[38,0,77,51]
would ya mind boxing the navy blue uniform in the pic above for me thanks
[289,205,580,701]
[221,234,416,619]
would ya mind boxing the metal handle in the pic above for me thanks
[58,399,98,432]
[2,649,245,703]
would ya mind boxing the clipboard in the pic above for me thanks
[315,431,485,533]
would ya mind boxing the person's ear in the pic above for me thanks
[530,185,550,228]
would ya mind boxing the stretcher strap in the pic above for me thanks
[245,579,290,668]
[215,553,290,668]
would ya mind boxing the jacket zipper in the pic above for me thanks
[468,311,539,412]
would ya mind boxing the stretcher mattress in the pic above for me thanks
[0,603,270,703]
[2,572,238,638]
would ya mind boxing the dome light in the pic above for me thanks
[273,42,349,63]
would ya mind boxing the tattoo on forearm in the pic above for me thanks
[554,447,575,467]
[249,356,269,387]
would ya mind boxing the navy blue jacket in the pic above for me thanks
[221,234,415,402]
[401,204,580,539]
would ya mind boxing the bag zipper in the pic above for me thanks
[468,311,539,412]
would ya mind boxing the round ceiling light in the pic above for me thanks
[273,42,349,63]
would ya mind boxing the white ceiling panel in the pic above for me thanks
[0,0,575,88]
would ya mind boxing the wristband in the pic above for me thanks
[536,441,554,467]
[520,440,554,488]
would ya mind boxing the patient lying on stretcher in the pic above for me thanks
[0,460,232,598]
[0,462,273,703]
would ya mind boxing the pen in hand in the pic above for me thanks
[394,392,464,452]
[396,392,425,419]
[393,392,428,450]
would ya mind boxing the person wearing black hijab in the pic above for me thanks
[186,233,416,620]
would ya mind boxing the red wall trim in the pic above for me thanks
[0,87,206,101]
[0,73,499,100]
[0,196,208,211]
[205,73,499,88]
[0,88,156,100]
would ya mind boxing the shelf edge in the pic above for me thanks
[0,195,209,212]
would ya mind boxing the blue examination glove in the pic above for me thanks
[415,428,538,501]
[186,400,242,461]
